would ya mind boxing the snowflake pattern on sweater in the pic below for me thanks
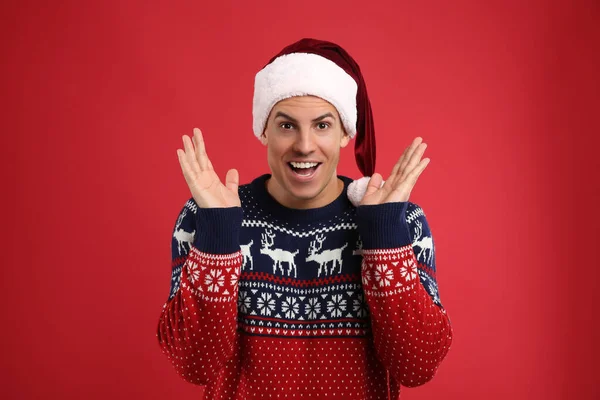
[157,174,452,399]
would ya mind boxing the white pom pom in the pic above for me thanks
[347,176,384,207]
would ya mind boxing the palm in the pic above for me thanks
[360,137,430,206]
[177,128,241,208]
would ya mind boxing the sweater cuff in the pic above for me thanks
[355,202,411,249]
[193,207,243,254]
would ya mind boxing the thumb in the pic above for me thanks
[364,173,383,198]
[225,168,239,193]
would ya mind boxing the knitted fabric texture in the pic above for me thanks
[157,175,452,399]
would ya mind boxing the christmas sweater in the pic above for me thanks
[157,174,453,399]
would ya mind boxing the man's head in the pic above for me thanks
[259,95,350,209]
[252,38,376,208]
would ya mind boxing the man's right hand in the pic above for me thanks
[176,127,241,208]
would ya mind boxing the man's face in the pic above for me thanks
[261,95,350,209]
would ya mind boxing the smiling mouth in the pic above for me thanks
[288,162,322,177]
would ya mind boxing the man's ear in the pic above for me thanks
[340,132,350,148]
[259,131,268,146]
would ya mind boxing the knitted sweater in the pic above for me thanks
[157,174,453,399]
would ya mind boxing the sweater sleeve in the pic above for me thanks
[355,201,453,388]
[156,198,243,386]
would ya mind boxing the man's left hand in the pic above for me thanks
[360,137,430,206]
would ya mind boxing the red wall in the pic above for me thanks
[2,0,598,399]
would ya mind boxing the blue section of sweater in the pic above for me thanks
[168,174,443,307]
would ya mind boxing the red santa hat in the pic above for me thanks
[252,38,378,206]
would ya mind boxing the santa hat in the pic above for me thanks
[252,38,378,206]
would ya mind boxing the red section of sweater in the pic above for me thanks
[157,244,452,399]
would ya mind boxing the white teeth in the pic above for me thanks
[290,162,319,169]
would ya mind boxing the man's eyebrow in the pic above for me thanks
[274,111,336,123]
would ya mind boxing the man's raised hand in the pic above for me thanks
[360,137,430,206]
[176,128,241,208]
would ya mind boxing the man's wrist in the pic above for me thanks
[193,207,243,254]
[355,202,411,249]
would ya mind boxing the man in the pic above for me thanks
[157,38,452,399]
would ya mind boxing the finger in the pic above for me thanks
[403,157,430,186]
[385,145,409,186]
[177,148,196,186]
[194,133,214,170]
[182,135,202,176]
[389,158,430,203]
[193,127,211,170]
[382,140,415,192]
[398,142,427,184]
[225,168,239,193]
[364,173,384,198]
[398,137,423,176]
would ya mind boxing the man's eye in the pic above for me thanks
[280,123,294,130]
[317,122,330,130]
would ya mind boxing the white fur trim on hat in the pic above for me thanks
[253,53,358,139]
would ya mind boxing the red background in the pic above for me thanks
[2,0,599,399]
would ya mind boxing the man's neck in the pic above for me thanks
[265,176,345,210]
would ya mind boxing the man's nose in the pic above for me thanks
[292,129,316,154]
